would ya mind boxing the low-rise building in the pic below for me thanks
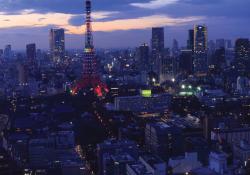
[126,154,166,175]
[209,151,228,175]
[233,140,250,163]
[169,152,202,174]
[114,94,172,112]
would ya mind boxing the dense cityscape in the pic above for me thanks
[0,0,250,175]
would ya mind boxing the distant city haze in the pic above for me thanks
[0,0,249,50]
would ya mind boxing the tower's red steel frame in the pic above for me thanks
[71,0,108,96]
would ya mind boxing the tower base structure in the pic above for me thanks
[71,75,108,97]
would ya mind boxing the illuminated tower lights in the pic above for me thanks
[71,0,108,96]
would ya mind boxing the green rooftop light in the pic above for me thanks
[141,90,152,97]
[179,91,193,96]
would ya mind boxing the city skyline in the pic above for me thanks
[0,0,249,50]
[1,1,250,175]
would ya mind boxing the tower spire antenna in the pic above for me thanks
[85,0,93,49]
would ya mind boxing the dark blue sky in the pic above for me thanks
[0,0,249,50]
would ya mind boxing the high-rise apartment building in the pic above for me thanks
[151,27,164,74]
[179,49,193,74]
[235,38,249,60]
[216,39,225,49]
[187,29,194,50]
[138,43,150,71]
[193,25,208,73]
[4,45,12,60]
[49,28,65,63]
[26,43,36,64]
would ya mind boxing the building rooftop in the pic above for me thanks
[140,154,165,168]
[98,139,136,149]
[111,152,135,163]
[127,162,153,175]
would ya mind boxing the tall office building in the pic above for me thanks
[172,39,180,76]
[159,48,173,83]
[17,64,28,86]
[151,27,164,74]
[49,28,65,63]
[208,40,216,53]
[207,40,216,66]
[26,43,36,64]
[225,40,232,49]
[172,39,179,57]
[235,38,249,60]
[0,49,3,58]
[138,43,150,71]
[210,47,226,74]
[179,49,193,74]
[4,45,12,59]
[187,29,194,50]
[216,39,225,49]
[193,25,208,73]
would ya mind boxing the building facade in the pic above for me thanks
[26,43,36,64]
[151,27,164,75]
[193,25,208,73]
[49,28,65,63]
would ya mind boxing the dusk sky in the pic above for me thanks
[0,0,249,50]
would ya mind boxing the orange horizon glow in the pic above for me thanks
[0,10,205,34]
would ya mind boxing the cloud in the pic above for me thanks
[92,11,120,20]
[0,10,73,29]
[69,11,119,26]
[131,0,179,9]
[0,0,127,14]
[66,14,205,34]
[0,9,204,34]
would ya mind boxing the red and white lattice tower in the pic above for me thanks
[71,0,108,96]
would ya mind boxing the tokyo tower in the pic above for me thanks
[71,0,108,96]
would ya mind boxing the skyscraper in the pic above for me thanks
[210,47,226,74]
[71,0,108,96]
[235,38,249,60]
[216,39,225,49]
[138,43,150,71]
[172,39,179,57]
[193,25,208,73]
[225,40,232,49]
[151,27,164,74]
[179,49,193,74]
[0,49,3,58]
[187,29,194,50]
[159,48,173,83]
[26,43,36,64]
[49,28,65,63]
[207,40,216,66]
[17,63,28,86]
[4,45,12,59]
